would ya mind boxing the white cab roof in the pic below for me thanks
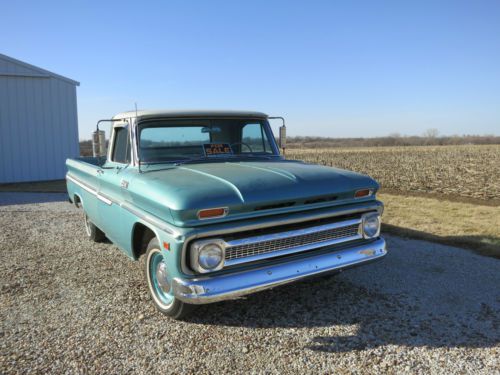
[113,109,269,121]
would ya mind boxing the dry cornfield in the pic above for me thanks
[288,145,500,201]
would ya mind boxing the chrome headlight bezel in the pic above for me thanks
[190,239,226,273]
[361,212,381,239]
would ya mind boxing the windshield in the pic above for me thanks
[138,119,278,163]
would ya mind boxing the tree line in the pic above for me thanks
[80,132,500,156]
[285,133,500,148]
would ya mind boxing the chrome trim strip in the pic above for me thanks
[66,173,97,196]
[68,172,178,235]
[67,173,114,206]
[97,194,113,206]
[226,218,361,247]
[173,237,387,304]
[120,201,179,237]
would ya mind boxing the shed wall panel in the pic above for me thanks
[0,74,79,183]
[0,59,44,76]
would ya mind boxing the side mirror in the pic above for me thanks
[92,129,106,157]
[269,116,287,154]
[279,126,286,149]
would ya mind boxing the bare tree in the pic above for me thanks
[423,128,439,138]
[388,132,401,138]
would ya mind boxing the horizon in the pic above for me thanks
[2,0,499,139]
[77,131,500,142]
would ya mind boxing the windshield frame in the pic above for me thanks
[136,117,281,164]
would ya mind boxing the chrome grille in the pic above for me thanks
[224,219,362,266]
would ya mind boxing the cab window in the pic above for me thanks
[112,126,130,163]
[241,123,269,153]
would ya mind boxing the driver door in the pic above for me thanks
[97,123,132,249]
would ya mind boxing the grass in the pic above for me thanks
[380,193,500,259]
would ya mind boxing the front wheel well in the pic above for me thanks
[132,223,156,260]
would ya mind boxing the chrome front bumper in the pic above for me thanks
[172,237,387,304]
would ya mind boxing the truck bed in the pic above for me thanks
[73,156,106,167]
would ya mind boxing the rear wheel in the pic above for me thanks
[84,213,105,242]
[144,238,195,319]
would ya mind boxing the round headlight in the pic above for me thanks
[362,214,381,238]
[198,243,224,270]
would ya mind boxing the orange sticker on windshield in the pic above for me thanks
[203,143,233,156]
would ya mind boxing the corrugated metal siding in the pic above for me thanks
[0,57,45,77]
[0,58,79,183]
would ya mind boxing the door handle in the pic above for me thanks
[97,169,104,175]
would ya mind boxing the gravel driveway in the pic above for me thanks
[1,199,499,374]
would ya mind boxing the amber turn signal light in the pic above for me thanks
[354,189,372,198]
[198,207,228,219]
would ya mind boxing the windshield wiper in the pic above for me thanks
[140,157,208,166]
[173,156,213,165]
[236,154,274,160]
[177,154,278,165]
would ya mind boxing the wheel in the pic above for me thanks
[84,212,106,242]
[144,237,195,319]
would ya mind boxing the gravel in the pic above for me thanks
[1,199,499,374]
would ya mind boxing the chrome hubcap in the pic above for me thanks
[155,261,170,294]
[148,250,174,308]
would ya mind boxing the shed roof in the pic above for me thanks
[113,109,269,121]
[0,53,80,86]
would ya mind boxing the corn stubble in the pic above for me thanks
[288,145,500,201]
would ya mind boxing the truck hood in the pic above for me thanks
[129,160,379,226]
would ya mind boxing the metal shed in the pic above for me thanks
[0,53,79,183]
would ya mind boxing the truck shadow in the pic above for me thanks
[189,276,499,352]
[187,236,500,352]
[0,192,68,206]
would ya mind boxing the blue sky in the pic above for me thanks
[2,0,499,139]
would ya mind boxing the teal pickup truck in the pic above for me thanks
[66,110,386,319]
